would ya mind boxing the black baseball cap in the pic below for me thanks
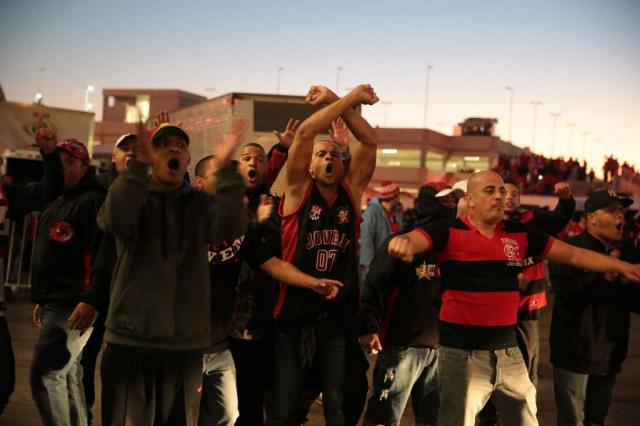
[584,189,633,213]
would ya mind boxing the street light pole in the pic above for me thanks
[276,67,284,94]
[549,112,561,157]
[530,101,543,152]
[423,65,433,128]
[506,86,514,142]
[336,66,343,95]
[566,122,576,159]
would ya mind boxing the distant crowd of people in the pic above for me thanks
[0,83,639,426]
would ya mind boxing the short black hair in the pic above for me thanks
[241,142,265,151]
[195,155,216,178]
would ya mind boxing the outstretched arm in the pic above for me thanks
[544,238,640,282]
[387,229,433,263]
[259,257,343,299]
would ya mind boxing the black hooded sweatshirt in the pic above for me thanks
[30,170,106,306]
[357,187,455,347]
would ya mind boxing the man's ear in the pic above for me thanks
[465,192,473,208]
[194,176,203,190]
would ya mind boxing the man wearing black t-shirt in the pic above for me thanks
[194,153,341,426]
[266,84,379,426]
[388,170,640,426]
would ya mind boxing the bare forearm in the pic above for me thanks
[341,108,377,146]
[261,257,314,289]
[297,93,358,141]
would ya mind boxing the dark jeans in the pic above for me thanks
[100,343,203,426]
[0,316,15,415]
[266,315,347,426]
[554,367,617,426]
[228,338,270,426]
[365,346,439,426]
[81,311,106,425]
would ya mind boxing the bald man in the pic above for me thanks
[388,170,640,426]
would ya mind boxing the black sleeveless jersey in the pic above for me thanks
[275,181,360,320]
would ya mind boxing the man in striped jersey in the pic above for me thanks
[388,170,640,426]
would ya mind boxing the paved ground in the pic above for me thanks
[2,290,639,425]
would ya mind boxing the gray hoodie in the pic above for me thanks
[97,159,247,350]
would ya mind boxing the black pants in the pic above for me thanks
[266,316,347,426]
[516,319,540,387]
[0,316,15,415]
[100,343,203,426]
[81,311,106,424]
[228,338,270,426]
[554,367,617,426]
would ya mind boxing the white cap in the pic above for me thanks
[115,133,135,148]
[435,179,468,198]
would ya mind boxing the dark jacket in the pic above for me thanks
[509,196,575,320]
[357,188,452,348]
[98,160,247,350]
[87,169,120,313]
[549,231,640,375]
[228,184,281,341]
[30,170,106,307]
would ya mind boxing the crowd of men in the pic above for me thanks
[0,83,639,426]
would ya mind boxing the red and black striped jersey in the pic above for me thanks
[275,182,360,321]
[417,215,554,350]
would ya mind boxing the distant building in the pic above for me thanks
[369,121,525,202]
[89,89,529,202]
[92,88,205,164]
[168,92,346,195]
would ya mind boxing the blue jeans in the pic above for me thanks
[437,346,537,426]
[199,348,239,426]
[365,346,438,426]
[266,315,347,426]
[30,303,94,426]
[553,367,616,426]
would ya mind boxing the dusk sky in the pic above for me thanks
[1,0,638,171]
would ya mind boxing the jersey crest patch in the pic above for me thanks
[337,206,350,224]
[309,204,323,221]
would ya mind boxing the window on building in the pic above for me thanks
[107,96,115,107]
[425,151,444,171]
[376,148,421,168]
[445,155,489,172]
[124,96,150,124]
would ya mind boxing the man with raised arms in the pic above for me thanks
[266,84,379,426]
